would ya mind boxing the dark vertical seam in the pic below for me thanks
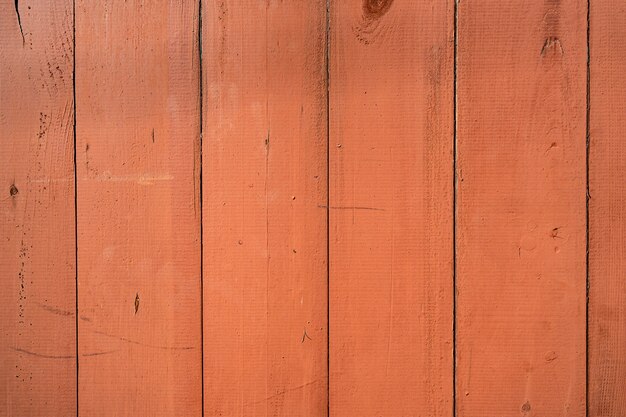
[264,5,270,416]
[325,1,331,416]
[585,0,590,416]
[72,0,79,416]
[452,1,458,417]
[198,1,204,416]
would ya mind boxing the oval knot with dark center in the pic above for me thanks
[363,0,393,19]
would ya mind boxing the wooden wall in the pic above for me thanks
[1,1,623,416]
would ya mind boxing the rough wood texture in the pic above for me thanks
[202,1,328,415]
[75,1,202,415]
[456,1,587,416]
[0,1,76,415]
[329,1,455,415]
[589,1,626,415]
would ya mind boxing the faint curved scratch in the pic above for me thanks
[37,302,74,317]
[82,350,117,357]
[91,329,194,351]
[12,347,73,359]
[247,378,325,406]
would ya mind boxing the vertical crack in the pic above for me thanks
[15,0,25,45]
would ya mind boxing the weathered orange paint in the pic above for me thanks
[329,1,455,416]
[5,2,626,416]
[0,1,76,415]
[589,1,626,415]
[75,1,202,415]
[456,1,587,416]
[202,1,328,416]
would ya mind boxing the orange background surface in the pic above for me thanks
[1,0,623,416]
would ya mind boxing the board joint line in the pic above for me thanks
[325,0,331,415]
[585,0,590,416]
[72,0,79,416]
[198,1,205,416]
[452,1,459,416]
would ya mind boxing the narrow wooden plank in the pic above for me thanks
[0,1,76,415]
[329,1,454,415]
[589,1,626,415]
[456,1,587,416]
[202,1,328,416]
[75,1,201,415]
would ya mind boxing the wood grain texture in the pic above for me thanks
[329,1,454,415]
[456,1,587,416]
[589,1,626,415]
[75,1,201,415]
[202,1,328,416]
[0,1,76,415]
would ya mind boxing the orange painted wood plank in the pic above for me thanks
[329,1,454,415]
[202,1,328,416]
[0,1,76,415]
[456,1,587,416]
[75,1,201,415]
[589,1,626,415]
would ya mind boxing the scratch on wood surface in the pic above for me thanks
[90,329,194,351]
[37,303,74,317]
[541,36,564,56]
[80,173,174,184]
[12,347,73,360]
[317,205,385,211]
[247,378,325,406]
[81,350,118,357]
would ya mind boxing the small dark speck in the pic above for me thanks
[10,184,18,196]
[521,401,531,413]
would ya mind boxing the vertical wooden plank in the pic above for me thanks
[75,1,201,415]
[203,1,328,416]
[456,1,587,416]
[589,1,626,415]
[0,1,76,415]
[329,1,454,415]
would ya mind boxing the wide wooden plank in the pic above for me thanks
[0,1,76,415]
[329,1,454,415]
[202,1,328,415]
[456,1,587,416]
[589,1,626,415]
[75,1,201,415]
